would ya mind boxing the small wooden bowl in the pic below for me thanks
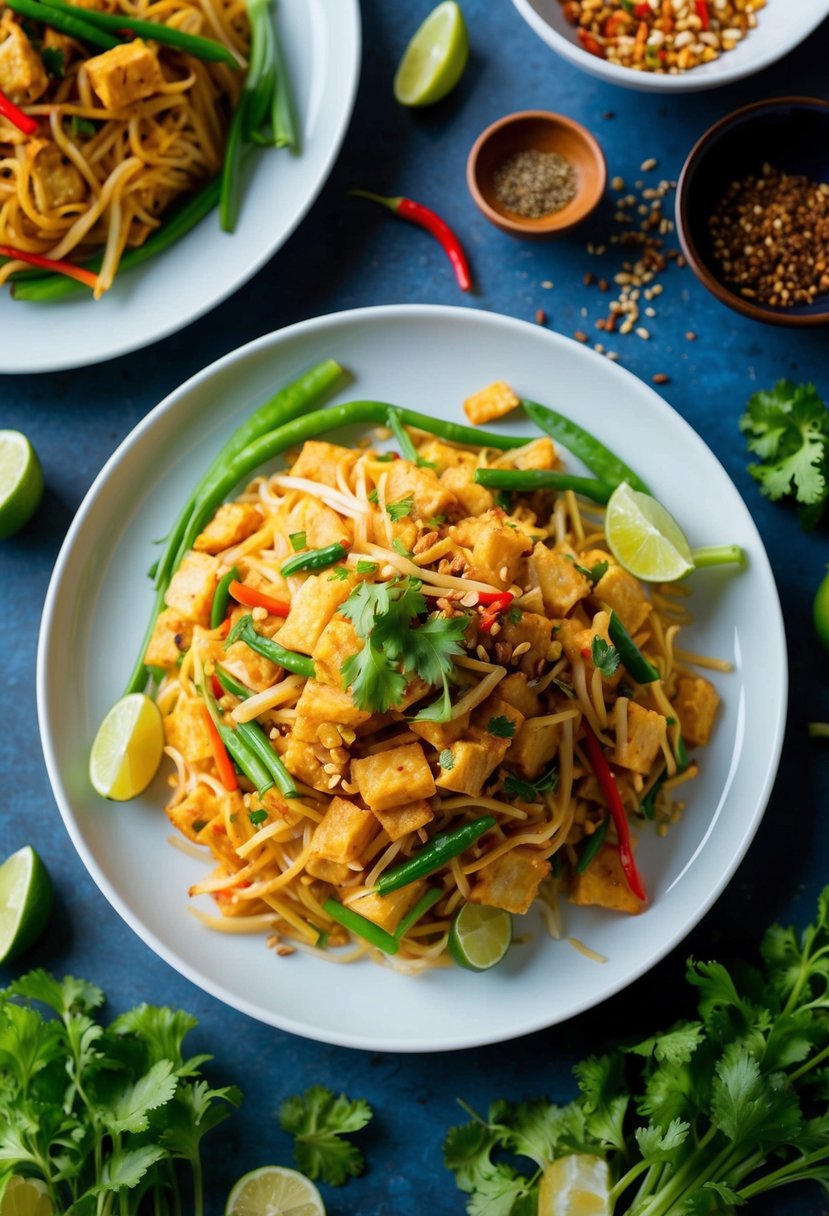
[467,110,606,239]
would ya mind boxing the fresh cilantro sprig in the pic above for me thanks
[567,555,609,584]
[591,636,621,678]
[503,764,558,803]
[0,971,240,1216]
[739,379,829,529]
[446,886,829,1215]
[487,716,515,739]
[279,1085,373,1186]
[340,577,467,719]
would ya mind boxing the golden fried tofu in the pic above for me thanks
[530,544,592,617]
[497,611,554,677]
[675,675,720,747]
[416,439,475,472]
[370,798,434,842]
[512,437,557,470]
[496,673,541,719]
[163,696,212,764]
[435,738,496,798]
[439,465,496,517]
[144,608,193,668]
[351,742,436,811]
[468,848,549,915]
[409,711,471,750]
[289,440,353,488]
[193,502,263,554]
[612,701,667,775]
[310,796,377,864]
[569,844,644,914]
[166,784,241,846]
[384,459,458,523]
[30,142,86,211]
[508,719,560,781]
[468,518,532,589]
[276,572,353,655]
[558,613,622,688]
[463,380,520,426]
[0,20,48,104]
[292,680,371,742]
[306,856,353,885]
[312,615,362,687]
[222,637,279,691]
[281,738,332,792]
[471,694,525,738]
[84,39,163,109]
[287,495,350,550]
[347,880,428,933]
[164,552,220,626]
[593,563,652,634]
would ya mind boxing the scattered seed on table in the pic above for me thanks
[536,308,547,325]
[574,330,588,343]
[685,330,696,340]
[641,158,658,173]
[652,373,670,384]
[635,326,651,340]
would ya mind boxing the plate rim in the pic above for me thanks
[3,0,362,375]
[37,303,789,1051]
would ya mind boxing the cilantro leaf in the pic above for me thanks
[279,1086,372,1187]
[739,379,829,524]
[591,636,621,678]
[439,748,456,770]
[340,580,391,637]
[443,1120,500,1194]
[386,495,414,521]
[487,716,515,739]
[107,1061,179,1135]
[503,774,539,802]
[342,641,406,713]
[569,556,610,584]
[398,613,466,685]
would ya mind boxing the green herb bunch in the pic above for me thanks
[739,379,829,529]
[0,971,241,1215]
[445,887,829,1214]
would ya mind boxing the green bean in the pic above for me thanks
[6,0,118,46]
[280,542,348,577]
[473,467,613,505]
[323,898,400,955]
[242,0,275,139]
[14,175,222,303]
[235,721,297,798]
[214,664,253,700]
[270,15,297,150]
[394,887,442,940]
[219,724,273,795]
[226,614,315,679]
[219,98,248,234]
[576,819,610,873]
[523,398,650,494]
[210,565,239,629]
[386,406,419,463]
[376,817,496,895]
[39,0,238,62]
[607,610,660,685]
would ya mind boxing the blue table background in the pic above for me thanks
[3,3,829,1212]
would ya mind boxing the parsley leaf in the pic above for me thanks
[487,715,515,739]
[279,1085,373,1187]
[739,379,829,527]
[591,635,621,678]
[386,494,414,521]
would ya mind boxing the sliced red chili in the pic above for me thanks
[0,89,36,136]
[581,723,647,902]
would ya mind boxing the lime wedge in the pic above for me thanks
[448,903,512,971]
[0,430,43,541]
[0,1177,53,1216]
[0,846,54,965]
[393,1,468,107]
[225,1167,325,1216]
[604,481,694,583]
[538,1154,610,1216]
[89,693,164,801]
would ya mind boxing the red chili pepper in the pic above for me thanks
[633,2,651,16]
[478,591,514,633]
[201,704,238,793]
[0,245,97,289]
[581,723,647,902]
[0,90,37,136]
[228,579,290,617]
[350,189,472,293]
[211,673,224,700]
[577,28,605,57]
[695,0,709,29]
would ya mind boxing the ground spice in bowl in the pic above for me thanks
[709,163,829,307]
[492,148,577,218]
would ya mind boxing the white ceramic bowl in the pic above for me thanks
[512,0,829,92]
[38,305,786,1052]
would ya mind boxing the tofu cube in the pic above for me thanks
[31,142,86,211]
[84,39,163,110]
[347,880,428,933]
[370,798,434,842]
[439,465,495,517]
[310,796,377,864]
[281,738,329,791]
[497,611,554,677]
[166,784,226,843]
[593,563,652,634]
[287,496,350,549]
[350,743,436,811]
[558,614,622,688]
[508,719,560,780]
[416,439,474,472]
[470,520,531,588]
[289,440,353,487]
[0,21,48,104]
[276,572,353,655]
[223,635,279,691]
[163,696,212,763]
[164,552,221,626]
[675,675,720,747]
[293,681,371,742]
[305,856,353,885]
[512,437,557,470]
[530,544,592,617]
[384,459,458,523]
[569,844,644,914]
[471,694,525,738]
[612,701,667,775]
[311,615,362,687]
[409,711,471,750]
[468,848,550,915]
[193,502,264,554]
[435,738,495,797]
[144,608,193,668]
[463,380,520,426]
[496,673,541,719]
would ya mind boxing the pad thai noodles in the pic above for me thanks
[145,380,728,973]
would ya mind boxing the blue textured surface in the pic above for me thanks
[3,2,829,1212]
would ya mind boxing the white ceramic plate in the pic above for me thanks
[38,305,786,1052]
[2,0,360,375]
[512,0,829,93]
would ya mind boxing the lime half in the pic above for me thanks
[0,846,54,965]
[449,903,512,971]
[393,1,468,107]
[0,430,43,541]
[89,693,164,801]
[225,1167,324,1216]
[538,1154,610,1216]
[604,481,693,583]
[0,1177,53,1216]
